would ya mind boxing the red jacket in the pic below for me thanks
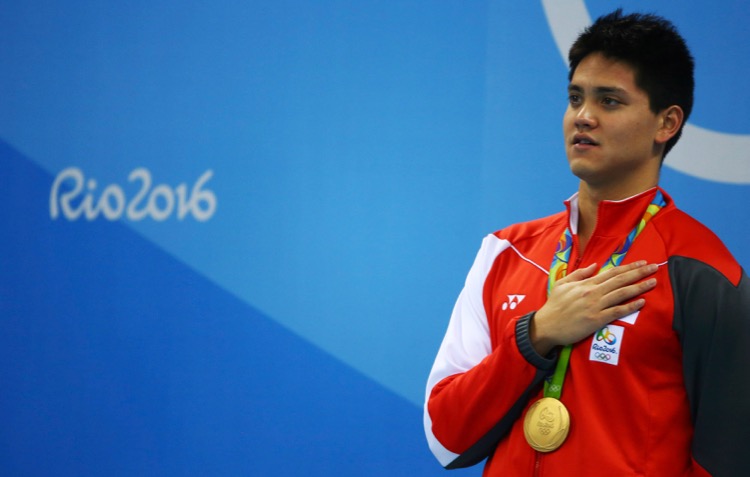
[425,188,749,476]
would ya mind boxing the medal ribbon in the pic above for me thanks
[543,190,666,399]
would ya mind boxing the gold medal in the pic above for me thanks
[523,397,570,452]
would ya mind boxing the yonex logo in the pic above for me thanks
[501,294,526,311]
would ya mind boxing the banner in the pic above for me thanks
[2,1,748,475]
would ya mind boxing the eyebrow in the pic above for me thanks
[568,84,629,96]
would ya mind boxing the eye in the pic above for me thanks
[602,97,621,106]
[568,94,582,106]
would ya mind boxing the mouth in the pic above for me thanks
[572,134,599,148]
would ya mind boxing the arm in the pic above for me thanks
[670,257,750,477]
[424,235,557,468]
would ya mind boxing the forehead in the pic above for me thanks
[569,52,641,92]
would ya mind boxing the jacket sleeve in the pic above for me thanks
[670,256,750,477]
[424,235,557,469]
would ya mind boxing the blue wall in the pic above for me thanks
[2,1,748,475]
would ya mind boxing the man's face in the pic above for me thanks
[563,53,664,193]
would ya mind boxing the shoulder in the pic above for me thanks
[653,205,742,285]
[475,211,567,275]
[493,211,567,244]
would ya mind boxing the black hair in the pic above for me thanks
[568,9,695,157]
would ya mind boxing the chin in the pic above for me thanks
[567,160,594,180]
[569,164,610,187]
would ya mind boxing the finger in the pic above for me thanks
[593,263,659,295]
[591,260,651,285]
[557,262,598,284]
[597,297,647,327]
[601,277,657,309]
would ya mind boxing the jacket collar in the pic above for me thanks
[564,187,672,238]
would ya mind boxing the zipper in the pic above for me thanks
[572,236,584,270]
[533,450,542,477]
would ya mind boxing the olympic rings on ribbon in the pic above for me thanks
[594,352,611,361]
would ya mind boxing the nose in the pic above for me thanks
[574,105,597,130]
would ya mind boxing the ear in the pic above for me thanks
[655,105,684,145]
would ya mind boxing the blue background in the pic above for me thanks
[2,1,748,475]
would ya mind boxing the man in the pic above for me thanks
[424,10,749,476]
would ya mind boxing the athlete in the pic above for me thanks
[425,10,749,476]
